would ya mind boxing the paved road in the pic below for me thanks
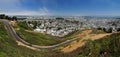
[1,19,79,50]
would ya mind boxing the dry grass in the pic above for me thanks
[61,30,112,53]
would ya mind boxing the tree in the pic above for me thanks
[7,17,12,20]
[5,16,8,19]
[12,16,17,21]
[0,14,5,19]
[0,14,12,20]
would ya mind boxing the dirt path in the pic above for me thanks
[16,41,39,50]
[61,30,112,53]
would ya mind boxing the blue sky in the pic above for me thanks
[0,0,120,16]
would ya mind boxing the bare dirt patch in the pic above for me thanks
[61,30,112,53]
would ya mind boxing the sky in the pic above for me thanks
[0,0,120,16]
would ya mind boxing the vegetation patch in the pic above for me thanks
[15,21,81,46]
[16,21,62,46]
[44,33,120,57]
[0,22,45,57]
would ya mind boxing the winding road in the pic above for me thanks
[1,19,79,50]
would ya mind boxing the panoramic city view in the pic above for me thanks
[0,0,120,57]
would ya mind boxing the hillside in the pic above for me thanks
[0,21,120,57]
[0,22,45,57]
[77,33,120,57]
[45,32,120,57]
[14,21,79,46]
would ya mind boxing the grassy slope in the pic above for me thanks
[0,22,45,57]
[17,29,61,46]
[16,21,82,46]
[76,33,120,57]
[44,33,120,57]
[0,21,120,57]
[17,22,80,46]
[16,21,61,46]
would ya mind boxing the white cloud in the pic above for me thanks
[39,7,50,15]
[0,7,52,15]
[0,0,53,15]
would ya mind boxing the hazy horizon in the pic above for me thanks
[0,0,120,16]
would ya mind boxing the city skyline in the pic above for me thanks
[0,0,120,16]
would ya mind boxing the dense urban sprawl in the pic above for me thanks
[24,16,120,37]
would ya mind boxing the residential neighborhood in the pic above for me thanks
[24,16,120,37]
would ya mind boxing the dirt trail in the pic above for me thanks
[61,30,111,53]
[16,41,39,50]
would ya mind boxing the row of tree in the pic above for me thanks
[0,14,17,21]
